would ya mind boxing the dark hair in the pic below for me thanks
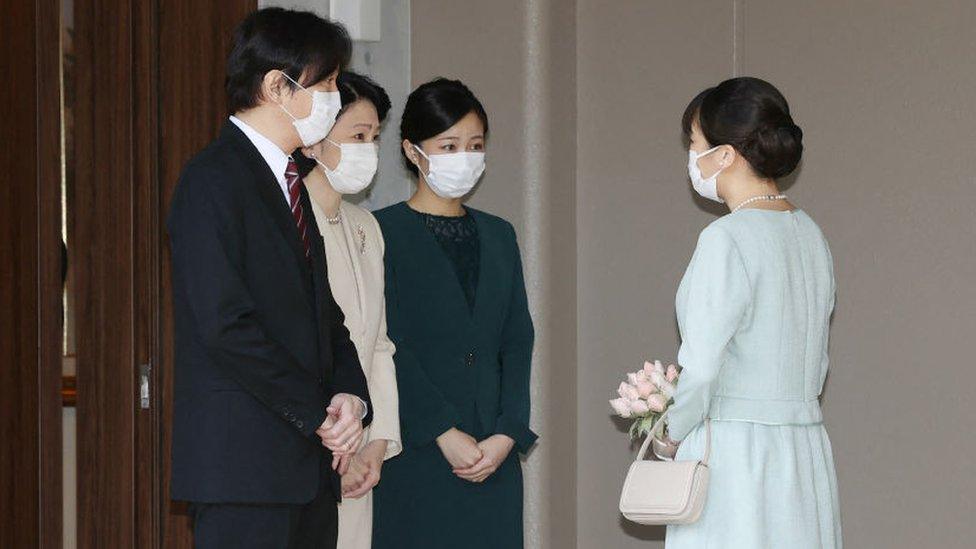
[336,71,391,122]
[400,78,489,175]
[226,8,352,113]
[682,77,803,179]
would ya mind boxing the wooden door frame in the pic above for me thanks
[0,0,63,546]
[71,0,255,546]
[1,1,255,546]
[37,0,65,542]
[69,0,167,546]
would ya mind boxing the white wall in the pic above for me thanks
[346,0,414,210]
[63,407,76,549]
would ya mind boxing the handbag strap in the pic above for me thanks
[635,410,711,466]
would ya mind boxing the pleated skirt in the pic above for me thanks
[666,421,842,549]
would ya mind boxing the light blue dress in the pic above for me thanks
[665,209,842,549]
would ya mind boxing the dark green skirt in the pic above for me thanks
[373,441,524,549]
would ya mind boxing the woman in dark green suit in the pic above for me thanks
[372,78,537,549]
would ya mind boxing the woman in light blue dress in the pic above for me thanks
[664,77,842,548]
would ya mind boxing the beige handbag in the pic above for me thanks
[619,412,711,525]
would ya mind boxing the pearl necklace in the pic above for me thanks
[325,210,342,225]
[731,194,788,214]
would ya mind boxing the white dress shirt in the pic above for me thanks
[229,115,293,204]
[228,116,368,421]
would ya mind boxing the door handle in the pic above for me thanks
[139,362,151,410]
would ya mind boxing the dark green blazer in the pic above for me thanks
[374,202,538,452]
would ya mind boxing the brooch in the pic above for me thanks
[357,224,367,255]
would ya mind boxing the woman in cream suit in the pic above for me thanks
[298,71,401,549]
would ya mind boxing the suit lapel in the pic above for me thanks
[396,202,477,323]
[304,188,333,382]
[468,209,493,324]
[221,122,310,279]
[337,203,368,325]
[221,122,324,379]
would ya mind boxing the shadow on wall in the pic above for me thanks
[820,304,837,407]
[777,161,802,194]
[620,515,666,542]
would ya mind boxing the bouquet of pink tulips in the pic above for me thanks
[609,360,680,439]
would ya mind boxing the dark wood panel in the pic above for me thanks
[2,0,257,547]
[36,0,66,544]
[157,1,256,547]
[133,0,160,547]
[0,0,41,546]
[0,0,63,546]
[73,0,136,545]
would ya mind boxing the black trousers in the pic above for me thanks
[190,467,337,549]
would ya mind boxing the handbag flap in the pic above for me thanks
[619,459,703,513]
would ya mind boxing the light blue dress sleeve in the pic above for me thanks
[668,225,752,441]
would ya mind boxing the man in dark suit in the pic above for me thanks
[166,9,371,548]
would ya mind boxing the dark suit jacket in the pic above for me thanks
[374,202,537,453]
[167,121,371,504]
[372,202,537,548]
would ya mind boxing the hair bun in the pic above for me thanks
[750,122,803,179]
[685,77,804,180]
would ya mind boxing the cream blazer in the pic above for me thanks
[310,198,402,549]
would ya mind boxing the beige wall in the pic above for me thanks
[576,2,733,548]
[738,2,976,547]
[413,1,976,548]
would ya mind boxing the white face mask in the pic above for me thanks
[277,71,341,147]
[413,145,486,199]
[314,139,378,195]
[687,145,726,203]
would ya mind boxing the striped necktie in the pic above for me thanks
[284,160,311,260]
